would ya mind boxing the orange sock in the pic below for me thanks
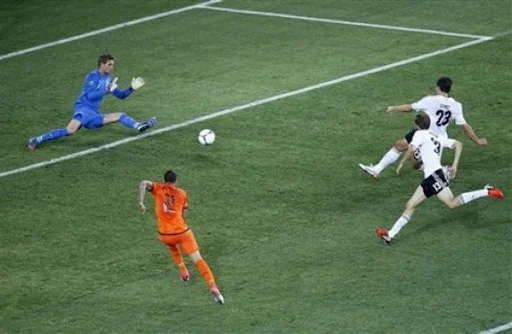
[195,258,216,288]
[169,246,186,270]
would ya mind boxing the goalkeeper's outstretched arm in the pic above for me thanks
[111,77,145,100]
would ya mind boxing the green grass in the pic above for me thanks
[1,1,511,333]
[0,0,201,54]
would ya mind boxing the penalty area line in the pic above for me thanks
[201,5,492,40]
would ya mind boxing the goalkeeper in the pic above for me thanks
[27,54,156,150]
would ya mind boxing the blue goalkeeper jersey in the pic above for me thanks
[74,70,133,111]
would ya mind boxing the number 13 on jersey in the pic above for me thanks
[163,193,176,213]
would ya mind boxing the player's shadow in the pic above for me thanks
[412,214,456,236]
[196,229,231,289]
[180,152,229,167]
[42,128,149,151]
[412,205,505,237]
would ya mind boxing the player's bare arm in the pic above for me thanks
[387,104,414,112]
[138,180,153,213]
[448,140,463,179]
[396,145,416,175]
[459,123,487,146]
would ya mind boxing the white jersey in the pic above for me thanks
[410,130,456,178]
[411,95,466,137]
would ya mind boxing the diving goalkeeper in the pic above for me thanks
[27,54,156,150]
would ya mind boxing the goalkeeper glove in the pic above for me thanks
[131,77,145,90]
[108,77,118,93]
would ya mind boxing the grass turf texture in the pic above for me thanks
[1,1,511,333]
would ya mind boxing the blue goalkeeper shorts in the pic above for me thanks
[72,105,105,129]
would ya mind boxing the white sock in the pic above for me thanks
[388,215,411,239]
[460,189,488,205]
[374,147,401,174]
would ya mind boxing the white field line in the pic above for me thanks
[478,322,512,334]
[0,37,493,179]
[0,0,222,62]
[202,6,492,40]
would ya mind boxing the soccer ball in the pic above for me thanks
[198,129,215,145]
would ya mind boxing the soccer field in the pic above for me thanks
[1,0,511,333]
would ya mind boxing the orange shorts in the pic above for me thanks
[158,229,199,255]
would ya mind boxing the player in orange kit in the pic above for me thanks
[138,170,224,305]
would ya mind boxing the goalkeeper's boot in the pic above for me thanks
[137,117,157,133]
[358,163,379,178]
[26,137,40,151]
[376,227,391,244]
[485,185,505,199]
[210,287,225,305]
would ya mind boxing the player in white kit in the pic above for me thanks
[376,114,504,243]
[359,77,487,178]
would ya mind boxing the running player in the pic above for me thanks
[139,170,225,305]
[376,113,504,243]
[359,77,487,178]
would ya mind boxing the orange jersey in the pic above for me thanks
[150,182,189,235]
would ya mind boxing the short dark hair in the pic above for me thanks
[415,113,431,130]
[164,170,177,183]
[437,76,453,93]
[98,54,114,67]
